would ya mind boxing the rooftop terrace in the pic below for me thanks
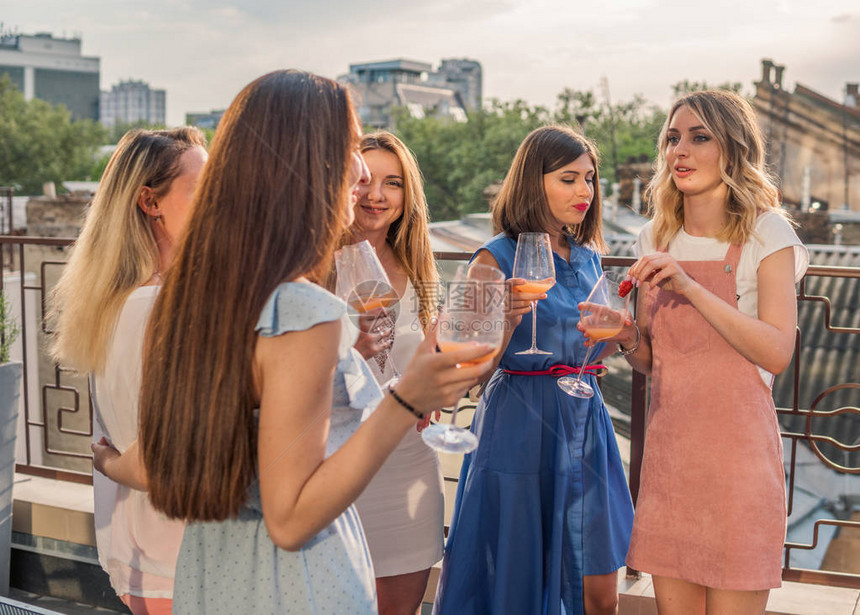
[1,233,858,613]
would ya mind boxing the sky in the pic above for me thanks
[4,0,859,126]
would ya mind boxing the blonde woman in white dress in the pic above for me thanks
[50,128,208,615]
[337,131,444,615]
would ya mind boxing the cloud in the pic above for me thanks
[830,13,854,23]
[4,0,859,125]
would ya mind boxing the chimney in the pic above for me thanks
[773,64,785,90]
[846,83,859,108]
[760,59,774,85]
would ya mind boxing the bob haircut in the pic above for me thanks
[493,125,607,253]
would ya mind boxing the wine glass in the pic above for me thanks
[421,263,506,454]
[335,240,400,380]
[512,232,556,355]
[557,271,630,399]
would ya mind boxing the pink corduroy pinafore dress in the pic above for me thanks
[626,243,786,590]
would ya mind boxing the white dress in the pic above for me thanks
[91,285,185,599]
[353,280,445,577]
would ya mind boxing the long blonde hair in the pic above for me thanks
[339,131,439,329]
[646,90,788,248]
[49,127,206,373]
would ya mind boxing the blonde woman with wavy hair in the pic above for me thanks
[646,89,787,249]
[334,131,443,615]
[50,127,208,614]
[613,90,808,614]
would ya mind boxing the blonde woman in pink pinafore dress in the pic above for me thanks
[606,90,808,614]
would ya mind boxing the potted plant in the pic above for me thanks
[0,286,22,596]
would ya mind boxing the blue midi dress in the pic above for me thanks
[433,234,633,615]
[172,282,384,614]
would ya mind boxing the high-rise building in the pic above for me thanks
[185,109,226,130]
[0,31,100,121]
[100,80,166,127]
[429,58,482,111]
[338,57,482,131]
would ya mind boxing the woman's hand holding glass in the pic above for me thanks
[557,271,631,398]
[421,263,506,453]
[505,278,547,330]
[352,306,395,361]
[393,323,495,421]
[512,232,556,355]
[335,239,402,381]
[576,304,636,349]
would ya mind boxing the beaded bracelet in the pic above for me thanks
[617,322,641,356]
[387,384,425,420]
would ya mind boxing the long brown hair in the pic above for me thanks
[49,128,206,373]
[139,70,359,521]
[646,89,789,248]
[338,132,439,328]
[493,125,607,253]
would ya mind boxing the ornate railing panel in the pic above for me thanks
[3,236,858,587]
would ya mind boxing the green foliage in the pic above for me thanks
[0,75,107,195]
[394,99,548,220]
[558,92,666,185]
[393,88,666,221]
[104,119,167,145]
[104,120,215,147]
[0,288,20,364]
[87,151,113,182]
[199,126,217,145]
[97,121,215,184]
[672,79,746,98]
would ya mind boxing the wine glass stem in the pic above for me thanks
[574,344,595,387]
[529,301,538,351]
[448,403,461,427]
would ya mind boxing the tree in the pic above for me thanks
[554,88,601,129]
[553,92,665,187]
[0,75,106,194]
[105,119,166,145]
[672,79,746,98]
[392,88,666,220]
[394,99,548,220]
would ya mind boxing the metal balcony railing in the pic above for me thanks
[3,237,859,588]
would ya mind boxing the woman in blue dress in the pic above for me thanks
[433,125,634,615]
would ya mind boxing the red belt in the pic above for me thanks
[501,364,607,378]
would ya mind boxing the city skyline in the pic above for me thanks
[3,0,859,126]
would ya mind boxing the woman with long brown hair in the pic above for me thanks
[50,127,207,614]
[337,131,443,615]
[137,70,492,614]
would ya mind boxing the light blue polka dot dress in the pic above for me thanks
[172,282,383,614]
